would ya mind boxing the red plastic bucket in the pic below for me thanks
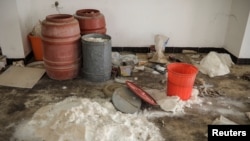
[28,34,43,61]
[167,63,198,100]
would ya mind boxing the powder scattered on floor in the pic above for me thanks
[145,88,203,115]
[12,97,164,141]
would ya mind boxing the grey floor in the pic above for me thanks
[0,53,249,141]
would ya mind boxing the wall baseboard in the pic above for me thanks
[6,47,250,65]
[112,47,150,53]
[6,52,34,66]
[112,47,250,65]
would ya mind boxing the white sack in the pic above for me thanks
[199,51,234,77]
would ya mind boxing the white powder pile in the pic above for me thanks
[12,97,164,141]
[83,37,108,42]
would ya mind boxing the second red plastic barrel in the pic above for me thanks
[74,9,106,35]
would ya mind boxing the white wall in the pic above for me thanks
[16,0,33,57]
[239,11,250,58]
[3,0,250,59]
[30,0,232,48]
[224,0,250,58]
[0,0,32,59]
[0,0,25,58]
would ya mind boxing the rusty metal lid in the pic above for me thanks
[112,87,142,114]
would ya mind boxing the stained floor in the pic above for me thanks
[0,52,250,141]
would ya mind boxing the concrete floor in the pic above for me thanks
[0,53,250,141]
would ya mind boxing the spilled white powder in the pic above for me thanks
[12,97,164,141]
[145,88,203,115]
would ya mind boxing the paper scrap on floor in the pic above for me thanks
[212,115,238,125]
[0,66,45,88]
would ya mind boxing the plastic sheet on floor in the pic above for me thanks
[198,51,234,77]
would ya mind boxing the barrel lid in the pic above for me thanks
[126,81,158,106]
[112,87,142,114]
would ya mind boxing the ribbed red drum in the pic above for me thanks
[75,9,106,35]
[41,14,81,80]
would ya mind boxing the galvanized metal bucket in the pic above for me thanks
[81,33,112,82]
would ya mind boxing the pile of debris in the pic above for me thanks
[242,72,250,81]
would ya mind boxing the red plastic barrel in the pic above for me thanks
[41,14,81,80]
[167,63,198,100]
[74,9,106,35]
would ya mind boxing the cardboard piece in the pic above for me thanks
[0,66,45,88]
